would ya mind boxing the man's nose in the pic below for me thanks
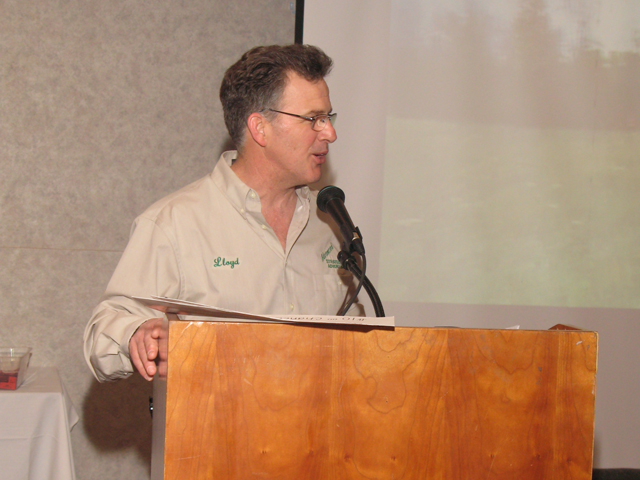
[320,121,337,143]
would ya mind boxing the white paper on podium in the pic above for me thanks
[132,296,395,327]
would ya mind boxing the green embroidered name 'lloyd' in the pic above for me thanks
[213,257,239,269]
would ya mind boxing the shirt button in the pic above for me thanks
[289,304,295,311]
[240,208,245,214]
[261,224,268,230]
[250,191,257,199]
[338,280,343,286]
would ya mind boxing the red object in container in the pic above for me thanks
[0,372,18,390]
[0,348,32,390]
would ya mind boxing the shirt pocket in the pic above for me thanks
[313,272,350,315]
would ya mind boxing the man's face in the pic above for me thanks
[263,72,337,188]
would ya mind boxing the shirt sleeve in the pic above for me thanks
[83,215,182,382]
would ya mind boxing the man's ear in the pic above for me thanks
[246,112,268,147]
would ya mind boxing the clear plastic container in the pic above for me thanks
[0,347,32,390]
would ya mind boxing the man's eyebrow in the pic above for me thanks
[308,109,333,116]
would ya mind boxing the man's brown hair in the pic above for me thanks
[220,44,333,149]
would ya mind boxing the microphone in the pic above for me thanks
[317,185,365,256]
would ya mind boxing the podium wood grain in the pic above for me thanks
[160,322,597,480]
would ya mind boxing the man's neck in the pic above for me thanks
[231,151,299,250]
[232,151,298,207]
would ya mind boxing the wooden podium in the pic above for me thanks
[150,321,597,480]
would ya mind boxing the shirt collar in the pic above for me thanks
[211,150,311,216]
[212,150,312,211]
[212,151,249,212]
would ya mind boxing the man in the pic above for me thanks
[83,44,360,382]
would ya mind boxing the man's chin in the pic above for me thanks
[309,168,324,185]
[298,164,322,185]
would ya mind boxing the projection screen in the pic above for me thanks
[303,0,640,469]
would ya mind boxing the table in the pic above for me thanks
[0,367,79,480]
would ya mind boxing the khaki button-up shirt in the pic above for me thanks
[84,151,357,381]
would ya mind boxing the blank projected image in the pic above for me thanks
[378,0,640,309]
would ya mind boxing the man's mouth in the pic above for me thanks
[313,151,328,162]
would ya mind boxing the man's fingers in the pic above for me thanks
[145,335,158,361]
[129,319,164,381]
[150,324,163,339]
[130,339,152,381]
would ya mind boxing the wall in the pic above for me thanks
[0,1,294,478]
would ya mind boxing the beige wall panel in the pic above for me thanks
[0,1,295,478]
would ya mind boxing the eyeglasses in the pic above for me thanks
[267,109,337,132]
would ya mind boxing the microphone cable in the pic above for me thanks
[338,251,385,318]
[338,251,367,316]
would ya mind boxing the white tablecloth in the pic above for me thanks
[0,366,79,480]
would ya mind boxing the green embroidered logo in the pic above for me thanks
[213,257,240,269]
[326,259,341,269]
[321,245,341,269]
[321,244,334,261]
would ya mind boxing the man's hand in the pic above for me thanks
[129,318,166,381]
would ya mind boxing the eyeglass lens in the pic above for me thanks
[313,114,336,131]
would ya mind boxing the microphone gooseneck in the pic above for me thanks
[317,185,385,317]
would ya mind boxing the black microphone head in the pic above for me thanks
[317,185,345,213]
